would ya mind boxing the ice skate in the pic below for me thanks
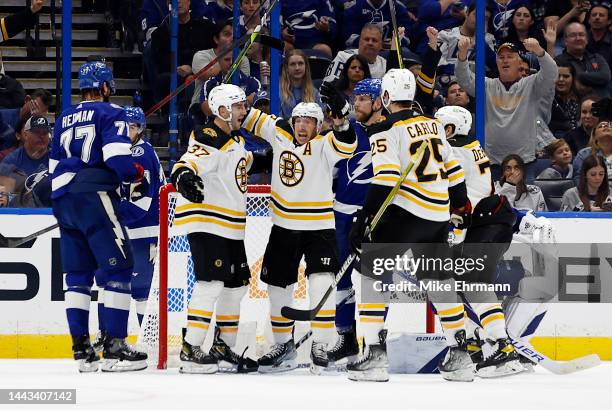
[327,327,359,368]
[476,338,525,378]
[72,335,100,373]
[347,330,388,382]
[258,339,298,373]
[209,328,257,373]
[438,330,475,382]
[309,341,329,374]
[101,337,148,372]
[179,341,218,374]
[91,330,107,354]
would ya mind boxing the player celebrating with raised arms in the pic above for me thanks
[50,62,148,373]
[170,84,265,374]
[348,69,473,383]
[435,105,524,378]
[241,83,357,373]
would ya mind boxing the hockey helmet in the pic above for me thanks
[78,61,115,94]
[208,84,247,122]
[380,68,416,109]
[125,106,146,134]
[291,102,324,132]
[434,105,472,138]
[353,78,382,101]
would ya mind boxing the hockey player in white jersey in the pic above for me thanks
[435,105,524,378]
[348,69,473,382]
[170,84,267,374]
[241,83,357,373]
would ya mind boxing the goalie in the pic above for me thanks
[170,84,268,374]
[241,85,357,373]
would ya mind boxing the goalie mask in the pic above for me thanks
[434,105,472,138]
[291,102,324,133]
[208,84,247,123]
[380,69,416,110]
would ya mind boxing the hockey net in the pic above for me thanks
[139,184,434,369]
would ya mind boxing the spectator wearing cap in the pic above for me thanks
[1,115,50,177]
[587,4,612,64]
[555,22,611,96]
[252,89,270,113]
[0,89,51,156]
[455,38,559,182]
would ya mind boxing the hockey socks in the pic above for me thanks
[268,285,294,344]
[357,275,387,345]
[66,286,92,337]
[309,273,336,344]
[184,280,224,346]
[104,279,132,338]
[215,286,247,347]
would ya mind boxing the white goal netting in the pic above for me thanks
[138,184,434,369]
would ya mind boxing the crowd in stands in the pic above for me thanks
[1,0,612,213]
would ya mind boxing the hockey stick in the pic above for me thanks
[281,141,428,321]
[0,223,59,248]
[388,0,404,69]
[222,0,280,84]
[144,0,282,117]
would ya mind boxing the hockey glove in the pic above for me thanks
[320,81,350,119]
[174,168,205,203]
[349,210,370,255]
[450,199,472,230]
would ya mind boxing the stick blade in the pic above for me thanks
[280,306,317,321]
[557,354,601,375]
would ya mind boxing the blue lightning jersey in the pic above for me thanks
[119,138,166,242]
[342,0,411,49]
[50,101,137,199]
[282,0,337,50]
[333,119,373,215]
[192,0,232,23]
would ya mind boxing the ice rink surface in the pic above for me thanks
[0,360,608,410]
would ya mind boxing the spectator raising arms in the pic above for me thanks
[562,154,612,211]
[538,138,574,179]
[455,37,558,182]
[573,119,612,184]
[279,50,323,118]
[495,154,548,211]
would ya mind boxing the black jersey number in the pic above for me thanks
[370,139,387,155]
[187,145,210,157]
[409,138,447,182]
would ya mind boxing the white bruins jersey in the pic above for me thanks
[437,27,495,74]
[171,125,253,240]
[324,49,387,83]
[243,108,357,230]
[447,136,493,208]
[368,111,465,222]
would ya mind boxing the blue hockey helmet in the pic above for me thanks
[353,78,382,101]
[78,61,116,94]
[124,106,146,133]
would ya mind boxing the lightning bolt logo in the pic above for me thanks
[99,192,127,259]
[347,151,372,185]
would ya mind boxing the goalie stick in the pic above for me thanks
[281,141,428,321]
[0,223,59,248]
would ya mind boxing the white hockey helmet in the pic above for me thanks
[291,102,324,132]
[434,105,472,138]
[380,68,417,110]
[208,84,247,122]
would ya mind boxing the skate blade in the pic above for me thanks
[78,360,99,373]
[179,362,219,374]
[258,360,298,374]
[477,360,525,378]
[347,368,389,382]
[217,360,258,374]
[440,367,475,382]
[101,359,147,373]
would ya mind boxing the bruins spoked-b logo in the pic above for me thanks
[279,151,304,186]
[235,158,248,192]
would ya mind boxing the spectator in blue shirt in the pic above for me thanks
[2,115,50,177]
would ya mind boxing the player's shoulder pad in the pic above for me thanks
[448,134,478,148]
[367,111,407,135]
[193,120,231,149]
[527,184,541,194]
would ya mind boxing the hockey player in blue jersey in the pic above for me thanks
[50,62,148,373]
[327,78,381,366]
[120,106,166,326]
